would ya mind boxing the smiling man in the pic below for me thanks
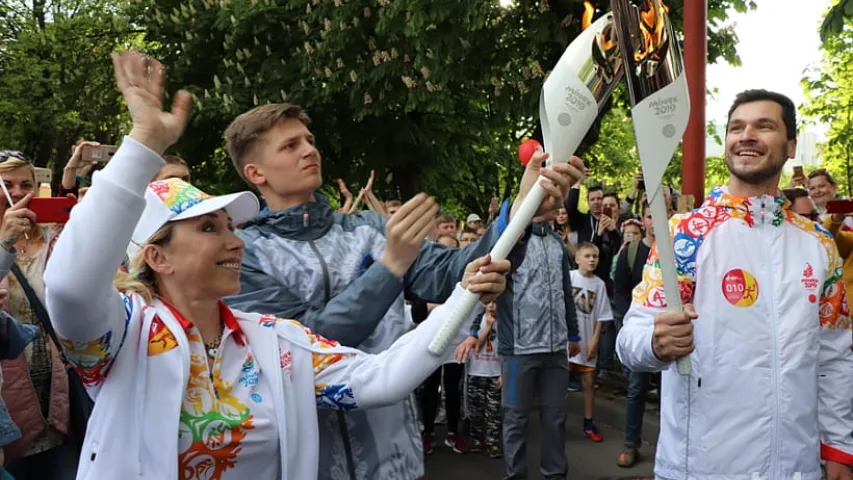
[617,90,853,480]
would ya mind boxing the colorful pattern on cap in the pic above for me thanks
[149,178,212,216]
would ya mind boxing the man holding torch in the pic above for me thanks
[617,89,853,480]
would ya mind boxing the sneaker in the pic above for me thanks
[435,407,447,425]
[445,432,468,454]
[616,447,639,468]
[470,439,484,454]
[488,445,503,459]
[422,432,434,455]
[584,422,604,442]
[567,380,581,392]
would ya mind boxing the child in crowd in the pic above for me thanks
[465,302,503,458]
[569,243,614,442]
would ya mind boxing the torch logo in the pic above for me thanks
[801,263,819,304]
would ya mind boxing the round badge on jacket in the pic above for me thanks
[722,269,759,307]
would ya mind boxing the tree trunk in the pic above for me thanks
[32,0,45,30]
[394,159,423,201]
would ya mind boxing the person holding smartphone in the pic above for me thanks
[0,152,79,480]
[593,193,623,383]
[823,208,853,318]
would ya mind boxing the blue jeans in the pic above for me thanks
[596,320,617,373]
[624,369,650,448]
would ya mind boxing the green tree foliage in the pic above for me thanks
[802,18,853,196]
[0,0,141,181]
[125,0,753,218]
[820,0,853,44]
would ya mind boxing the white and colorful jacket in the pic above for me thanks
[617,187,853,480]
[42,138,480,479]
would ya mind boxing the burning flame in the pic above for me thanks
[598,23,617,51]
[582,1,595,30]
[634,0,669,63]
[582,2,616,50]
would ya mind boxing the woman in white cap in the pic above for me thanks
[42,50,509,480]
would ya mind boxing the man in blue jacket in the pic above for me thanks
[223,103,583,480]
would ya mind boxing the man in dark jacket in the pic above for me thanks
[565,186,621,291]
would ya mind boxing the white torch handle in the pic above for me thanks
[427,182,548,356]
[649,189,690,375]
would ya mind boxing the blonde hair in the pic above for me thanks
[113,224,175,302]
[0,158,36,183]
[0,159,42,241]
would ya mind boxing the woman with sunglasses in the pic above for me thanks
[42,51,509,479]
[0,150,81,479]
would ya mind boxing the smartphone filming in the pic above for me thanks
[0,176,76,226]
[28,197,76,224]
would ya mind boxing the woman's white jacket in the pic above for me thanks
[43,137,480,479]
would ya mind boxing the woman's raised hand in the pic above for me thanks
[111,50,193,156]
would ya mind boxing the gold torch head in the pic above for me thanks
[611,0,683,105]
[634,0,671,70]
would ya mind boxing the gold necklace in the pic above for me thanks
[16,236,38,257]
[16,239,28,256]
[204,328,223,359]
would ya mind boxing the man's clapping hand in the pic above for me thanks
[378,194,438,278]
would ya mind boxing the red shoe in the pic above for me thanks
[584,422,604,442]
[422,433,434,455]
[444,432,468,453]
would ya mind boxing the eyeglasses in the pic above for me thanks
[0,151,30,163]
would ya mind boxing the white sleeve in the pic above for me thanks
[303,285,486,410]
[616,219,695,373]
[44,137,165,388]
[616,303,670,372]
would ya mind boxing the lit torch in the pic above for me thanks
[611,0,692,375]
[428,3,625,356]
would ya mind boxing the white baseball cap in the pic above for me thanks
[127,178,259,260]
[466,213,482,223]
